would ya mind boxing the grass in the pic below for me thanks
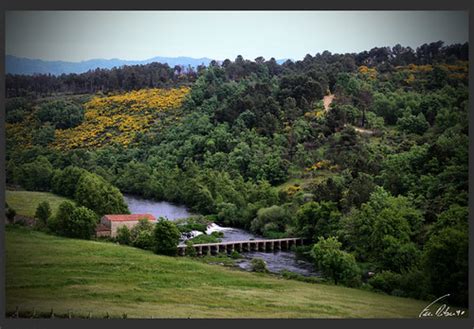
[6,190,73,218]
[6,225,437,318]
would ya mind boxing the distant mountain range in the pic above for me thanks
[6,55,290,76]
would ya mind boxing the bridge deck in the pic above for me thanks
[178,237,304,248]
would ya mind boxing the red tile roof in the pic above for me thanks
[102,214,156,222]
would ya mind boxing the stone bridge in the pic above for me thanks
[177,237,305,256]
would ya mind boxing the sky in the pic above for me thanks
[5,11,469,62]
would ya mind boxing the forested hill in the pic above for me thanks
[5,40,469,306]
[6,54,215,76]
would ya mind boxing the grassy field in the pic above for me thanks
[6,226,435,318]
[6,190,73,218]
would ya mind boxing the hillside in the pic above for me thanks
[6,226,433,318]
[5,43,469,308]
[6,190,73,218]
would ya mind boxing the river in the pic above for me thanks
[124,194,318,277]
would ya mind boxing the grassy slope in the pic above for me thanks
[6,190,73,218]
[6,226,432,318]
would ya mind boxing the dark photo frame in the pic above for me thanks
[1,1,472,329]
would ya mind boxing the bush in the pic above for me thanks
[6,205,16,222]
[154,218,181,256]
[15,156,53,191]
[185,241,197,257]
[36,100,84,129]
[311,236,361,287]
[176,216,208,233]
[130,219,155,250]
[189,231,223,244]
[422,227,468,307]
[74,172,129,217]
[368,271,402,295]
[116,225,131,245]
[250,258,269,273]
[63,206,98,240]
[51,166,86,198]
[49,201,76,235]
[35,201,52,227]
[250,205,288,235]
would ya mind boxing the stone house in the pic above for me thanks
[97,214,156,237]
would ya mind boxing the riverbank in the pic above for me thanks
[6,225,434,318]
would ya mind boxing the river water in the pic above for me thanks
[124,194,318,277]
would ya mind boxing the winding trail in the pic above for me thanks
[323,94,335,112]
[322,94,375,135]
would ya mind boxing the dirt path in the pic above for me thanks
[322,95,375,135]
[323,94,335,112]
[345,124,375,135]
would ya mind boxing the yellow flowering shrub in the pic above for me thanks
[358,66,377,80]
[304,160,332,172]
[52,87,190,150]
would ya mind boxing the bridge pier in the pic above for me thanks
[177,237,305,256]
[274,241,280,250]
[250,242,257,251]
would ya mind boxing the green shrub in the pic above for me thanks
[64,206,99,240]
[6,205,16,222]
[116,225,131,245]
[189,231,222,244]
[49,201,76,235]
[368,271,402,294]
[130,219,155,250]
[154,218,181,256]
[250,258,268,273]
[185,241,197,257]
[311,236,361,287]
[35,201,52,227]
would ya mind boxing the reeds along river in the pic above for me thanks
[123,194,318,276]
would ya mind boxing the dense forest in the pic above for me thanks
[5,41,469,306]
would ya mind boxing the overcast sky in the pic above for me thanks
[5,11,469,62]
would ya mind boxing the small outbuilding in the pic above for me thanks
[97,214,157,237]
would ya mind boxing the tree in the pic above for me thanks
[63,206,99,239]
[340,187,423,262]
[33,123,55,146]
[74,172,129,217]
[250,205,288,236]
[35,201,52,226]
[423,227,468,307]
[48,201,76,235]
[51,166,86,198]
[15,156,53,191]
[295,201,341,240]
[36,100,84,129]
[397,112,429,134]
[154,218,181,256]
[311,236,360,286]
